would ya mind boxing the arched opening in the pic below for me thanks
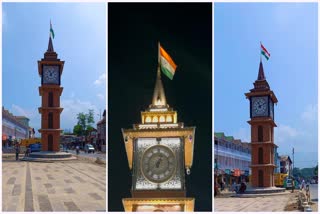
[258,147,263,164]
[48,134,53,151]
[258,126,263,142]
[48,92,53,107]
[159,116,165,122]
[258,170,264,187]
[152,116,158,123]
[145,116,151,123]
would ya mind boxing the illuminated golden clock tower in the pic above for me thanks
[122,66,196,212]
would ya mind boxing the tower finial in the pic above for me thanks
[151,65,167,107]
[257,60,266,80]
[47,36,54,52]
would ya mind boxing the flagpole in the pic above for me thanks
[260,41,262,62]
[157,42,161,78]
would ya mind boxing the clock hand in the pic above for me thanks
[155,156,163,168]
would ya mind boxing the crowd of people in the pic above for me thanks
[214,178,247,196]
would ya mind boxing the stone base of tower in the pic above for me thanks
[39,129,62,152]
[122,198,194,212]
[240,186,286,195]
[21,151,75,162]
[251,165,276,188]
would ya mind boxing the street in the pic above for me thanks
[309,184,318,202]
[2,157,106,211]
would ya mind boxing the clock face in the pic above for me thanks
[269,99,274,119]
[141,145,176,183]
[43,65,59,84]
[252,96,268,117]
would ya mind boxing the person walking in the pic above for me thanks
[76,145,80,155]
[15,143,20,161]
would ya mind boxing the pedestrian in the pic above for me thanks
[232,181,237,193]
[291,179,295,193]
[15,144,20,161]
[220,180,224,191]
[301,179,305,190]
[76,145,80,155]
[305,185,310,203]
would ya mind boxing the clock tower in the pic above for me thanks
[121,66,195,212]
[245,61,278,187]
[38,36,64,152]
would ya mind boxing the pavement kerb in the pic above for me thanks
[72,154,106,164]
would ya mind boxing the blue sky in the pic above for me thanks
[214,3,318,168]
[2,3,106,136]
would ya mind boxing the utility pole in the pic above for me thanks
[292,147,294,177]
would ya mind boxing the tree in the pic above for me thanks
[73,109,95,137]
[314,165,318,175]
[293,167,301,178]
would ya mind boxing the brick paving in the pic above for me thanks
[214,191,297,212]
[3,158,106,211]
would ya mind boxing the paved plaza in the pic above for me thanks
[214,190,318,212]
[3,157,106,211]
[215,194,292,212]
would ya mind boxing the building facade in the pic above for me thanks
[2,107,30,146]
[214,132,251,185]
[280,155,292,175]
[97,109,106,152]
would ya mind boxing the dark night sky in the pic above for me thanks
[108,3,212,211]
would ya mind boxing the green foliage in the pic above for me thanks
[293,167,317,179]
[73,109,95,136]
[314,165,318,175]
[73,124,83,136]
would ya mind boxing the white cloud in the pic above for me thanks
[233,127,250,143]
[10,104,41,135]
[2,10,7,31]
[94,73,106,85]
[12,104,30,117]
[97,93,104,101]
[61,99,100,129]
[301,104,317,122]
[275,124,301,144]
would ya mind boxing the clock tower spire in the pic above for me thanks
[151,66,168,108]
[245,60,278,188]
[47,36,54,52]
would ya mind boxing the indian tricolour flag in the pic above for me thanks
[261,43,270,60]
[159,45,177,80]
[50,21,55,39]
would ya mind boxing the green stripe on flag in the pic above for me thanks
[261,50,269,60]
[161,66,174,80]
[50,28,55,39]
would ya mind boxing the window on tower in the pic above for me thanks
[258,147,263,164]
[48,112,53,128]
[258,126,263,142]
[48,92,53,107]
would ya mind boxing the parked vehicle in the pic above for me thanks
[283,177,293,189]
[274,173,288,187]
[84,144,95,153]
[29,143,42,153]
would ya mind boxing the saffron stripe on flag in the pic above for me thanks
[160,46,177,70]
[261,44,270,57]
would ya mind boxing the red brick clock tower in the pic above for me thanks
[245,61,278,187]
[38,36,64,152]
